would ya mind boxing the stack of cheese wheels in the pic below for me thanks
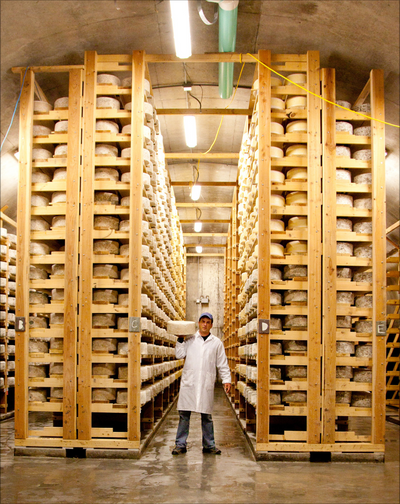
[167,321,196,336]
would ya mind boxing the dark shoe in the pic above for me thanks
[202,446,221,455]
[172,446,187,455]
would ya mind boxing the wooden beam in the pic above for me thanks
[0,211,17,228]
[145,53,257,63]
[12,65,84,74]
[171,182,237,187]
[353,78,371,108]
[176,202,233,208]
[165,153,239,160]
[157,108,252,116]
[386,221,400,235]
[386,236,400,250]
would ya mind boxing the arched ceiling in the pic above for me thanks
[1,0,399,249]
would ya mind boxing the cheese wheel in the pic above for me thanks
[32,170,51,183]
[94,168,120,184]
[354,244,372,258]
[336,291,354,304]
[356,343,373,358]
[336,366,353,379]
[286,240,307,254]
[31,194,50,207]
[94,192,119,205]
[92,388,117,402]
[353,149,371,161]
[29,291,48,304]
[354,173,372,184]
[271,122,284,135]
[270,291,282,305]
[354,126,371,136]
[285,365,307,378]
[271,194,285,207]
[120,171,130,183]
[92,363,116,376]
[54,97,68,110]
[51,192,66,204]
[52,264,65,276]
[270,392,281,405]
[119,220,130,232]
[270,367,282,380]
[50,388,63,399]
[354,220,372,234]
[355,295,373,308]
[53,144,68,157]
[270,268,282,280]
[351,392,372,408]
[286,168,307,180]
[282,390,307,403]
[93,240,119,255]
[337,316,352,328]
[271,146,284,158]
[336,121,353,134]
[270,342,282,355]
[96,96,120,110]
[97,73,121,86]
[286,120,307,133]
[95,144,118,157]
[336,218,353,230]
[287,216,307,230]
[336,169,352,182]
[336,193,353,207]
[336,145,351,157]
[30,265,48,280]
[49,362,63,375]
[118,294,129,307]
[52,168,67,181]
[50,313,64,325]
[352,103,371,113]
[33,125,52,137]
[336,100,352,109]
[31,216,50,231]
[166,321,196,335]
[120,244,129,256]
[54,120,68,132]
[271,219,285,232]
[93,289,118,304]
[337,242,353,255]
[336,341,355,355]
[29,339,49,353]
[355,321,373,333]
[34,100,52,113]
[285,73,307,85]
[286,191,307,205]
[29,363,47,378]
[92,338,117,352]
[270,243,284,257]
[118,317,129,330]
[286,96,307,110]
[284,290,307,303]
[353,271,372,283]
[118,366,128,380]
[29,388,48,402]
[283,265,307,279]
[121,148,131,158]
[30,242,50,255]
[116,390,128,404]
[93,264,119,279]
[271,76,283,87]
[354,197,372,209]
[52,216,66,228]
[121,124,131,135]
[271,170,285,183]
[95,120,119,133]
[29,315,48,328]
[284,315,307,327]
[94,216,119,230]
[271,97,285,111]
[286,144,307,157]
[336,391,352,404]
[51,289,64,301]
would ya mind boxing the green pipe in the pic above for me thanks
[218,3,238,99]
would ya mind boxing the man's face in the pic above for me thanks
[199,317,212,336]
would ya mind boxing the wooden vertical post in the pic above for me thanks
[63,68,83,440]
[370,69,386,445]
[232,187,239,398]
[256,49,271,446]
[127,50,144,445]
[306,50,322,444]
[15,68,34,440]
[78,51,97,440]
[321,68,337,443]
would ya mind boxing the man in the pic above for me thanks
[172,312,231,455]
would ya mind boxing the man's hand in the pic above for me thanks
[224,383,231,394]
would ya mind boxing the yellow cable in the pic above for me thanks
[203,61,246,155]
[247,53,399,129]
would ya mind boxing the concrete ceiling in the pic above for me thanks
[1,0,399,250]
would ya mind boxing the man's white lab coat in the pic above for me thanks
[176,331,231,414]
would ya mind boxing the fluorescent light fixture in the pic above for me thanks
[170,0,192,59]
[194,221,202,232]
[190,184,201,201]
[184,115,197,148]
[196,246,203,253]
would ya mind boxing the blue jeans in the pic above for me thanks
[175,410,216,449]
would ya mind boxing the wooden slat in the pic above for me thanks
[128,50,145,443]
[370,69,386,445]
[12,65,84,74]
[145,53,257,63]
[157,108,252,116]
[78,51,97,440]
[164,153,239,160]
[62,68,83,440]
[170,182,237,187]
[386,221,400,235]
[15,68,34,440]
[256,49,271,445]
[0,211,17,228]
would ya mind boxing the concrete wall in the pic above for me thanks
[185,257,225,340]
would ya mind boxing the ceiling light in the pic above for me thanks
[194,221,202,232]
[196,246,203,253]
[190,184,201,201]
[170,0,192,59]
[184,115,197,148]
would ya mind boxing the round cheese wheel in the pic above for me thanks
[121,196,130,207]
[30,265,48,280]
[94,216,119,230]
[92,363,116,376]
[32,170,51,183]
[355,321,373,334]
[353,149,371,161]
[34,100,52,113]
[336,218,353,230]
[354,244,372,258]
[50,313,64,325]
[336,341,355,355]
[286,120,307,133]
[52,264,65,276]
[336,366,353,379]
[336,121,353,134]
[336,391,352,404]
[271,97,285,111]
[337,316,352,328]
[95,144,118,157]
[270,392,281,405]
[52,168,67,181]
[354,126,371,136]
[54,120,68,132]
[286,144,307,157]
[271,170,285,183]
[270,317,282,330]
[271,194,285,207]
[95,120,119,133]
[29,339,49,353]
[285,365,307,378]
[118,366,128,380]
[337,267,352,279]
[270,367,282,380]
[353,271,372,283]
[284,291,307,303]
[287,216,307,230]
[336,169,352,182]
[31,216,50,231]
[120,244,129,256]
[93,264,119,279]
[284,315,307,327]
[286,191,307,205]
[52,216,66,228]
[54,97,69,110]
[354,220,372,234]
[271,76,283,87]
[118,294,129,307]
[121,148,131,158]
[271,122,284,135]
[92,338,117,353]
[120,171,130,183]
[271,219,285,232]
[118,317,129,330]
[29,389,48,402]
[50,388,63,399]
[270,291,282,305]
[29,291,48,304]
[121,124,131,135]
[116,390,128,404]
[270,243,284,257]
[354,197,372,209]
[93,289,118,304]
[286,240,307,254]
[32,148,52,160]
[29,315,48,328]
[337,291,354,304]
[352,103,371,113]
[93,240,120,254]
[355,295,373,308]
[33,125,52,137]
[270,342,282,355]
[285,73,307,85]
[336,100,352,109]
[336,145,351,157]
[97,73,121,86]
[119,220,130,232]
[270,267,282,280]
[283,265,307,279]
[337,242,353,255]
[51,192,66,204]
[286,168,307,180]
[96,97,120,110]
[351,392,371,408]
[51,289,64,301]
[336,194,353,207]
[30,242,50,255]
[286,96,307,110]
[92,388,117,402]
[354,173,372,184]
[271,146,284,158]
[167,321,196,335]
[49,362,63,375]
[356,343,373,358]
[94,192,119,205]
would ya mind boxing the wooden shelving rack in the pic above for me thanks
[13,52,185,456]
[386,254,399,409]
[224,51,387,460]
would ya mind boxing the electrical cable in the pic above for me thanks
[0,66,30,153]
[247,53,399,129]
[188,91,202,111]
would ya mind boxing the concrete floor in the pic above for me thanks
[1,388,399,504]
